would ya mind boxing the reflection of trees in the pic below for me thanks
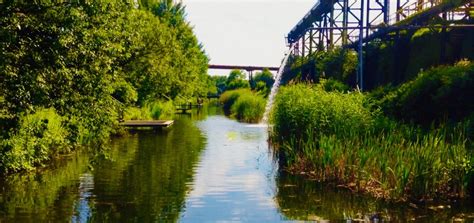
[0,113,207,222]
[91,116,206,222]
[0,152,90,222]
[275,173,467,222]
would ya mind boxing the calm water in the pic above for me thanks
[1,106,473,222]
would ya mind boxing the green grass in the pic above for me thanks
[123,100,175,121]
[271,83,473,200]
[231,93,266,123]
[219,89,266,123]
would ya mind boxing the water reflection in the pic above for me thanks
[0,105,473,222]
[72,173,94,223]
[180,116,281,222]
[0,110,207,222]
[276,172,474,222]
[89,116,206,222]
[0,151,90,222]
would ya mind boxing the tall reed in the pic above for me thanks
[219,89,266,123]
[271,83,473,200]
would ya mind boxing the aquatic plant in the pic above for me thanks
[219,89,266,123]
[231,93,266,123]
[271,83,473,200]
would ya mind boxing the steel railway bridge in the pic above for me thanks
[286,0,473,89]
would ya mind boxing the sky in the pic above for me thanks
[181,0,316,75]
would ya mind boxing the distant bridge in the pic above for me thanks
[287,0,473,89]
[208,64,279,72]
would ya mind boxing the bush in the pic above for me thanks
[320,78,350,92]
[378,60,474,126]
[226,70,250,90]
[219,89,266,123]
[123,107,150,120]
[282,48,358,84]
[219,89,249,111]
[123,100,175,120]
[0,108,68,173]
[231,94,266,123]
[112,80,138,105]
[145,100,175,120]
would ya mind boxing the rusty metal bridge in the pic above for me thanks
[287,0,473,89]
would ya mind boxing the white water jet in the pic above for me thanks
[261,45,295,124]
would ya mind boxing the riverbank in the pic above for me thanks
[270,61,474,201]
[2,107,472,222]
[0,2,212,174]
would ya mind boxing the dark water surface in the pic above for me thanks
[1,106,473,222]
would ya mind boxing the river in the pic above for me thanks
[1,105,473,222]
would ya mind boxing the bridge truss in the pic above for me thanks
[287,0,473,89]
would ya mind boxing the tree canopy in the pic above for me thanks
[226,70,250,90]
[0,1,210,173]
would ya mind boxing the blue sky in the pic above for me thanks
[182,0,315,75]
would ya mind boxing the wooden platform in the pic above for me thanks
[176,104,202,113]
[119,120,174,128]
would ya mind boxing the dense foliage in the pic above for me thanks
[225,70,250,90]
[219,89,266,123]
[0,1,209,173]
[209,75,228,95]
[282,47,358,86]
[250,68,275,96]
[373,60,474,126]
[209,68,275,97]
[364,28,473,89]
[283,28,473,90]
[271,63,474,200]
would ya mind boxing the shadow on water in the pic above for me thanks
[276,171,474,222]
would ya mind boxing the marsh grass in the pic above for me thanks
[219,89,266,123]
[271,84,473,200]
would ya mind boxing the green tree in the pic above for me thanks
[209,75,227,94]
[251,68,275,96]
[0,1,209,173]
[226,70,249,90]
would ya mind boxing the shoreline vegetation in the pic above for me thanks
[270,26,474,201]
[271,61,474,201]
[219,89,266,123]
[216,69,273,123]
[0,1,216,174]
[0,0,472,208]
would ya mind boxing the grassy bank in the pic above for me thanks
[271,62,474,200]
[219,89,266,123]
